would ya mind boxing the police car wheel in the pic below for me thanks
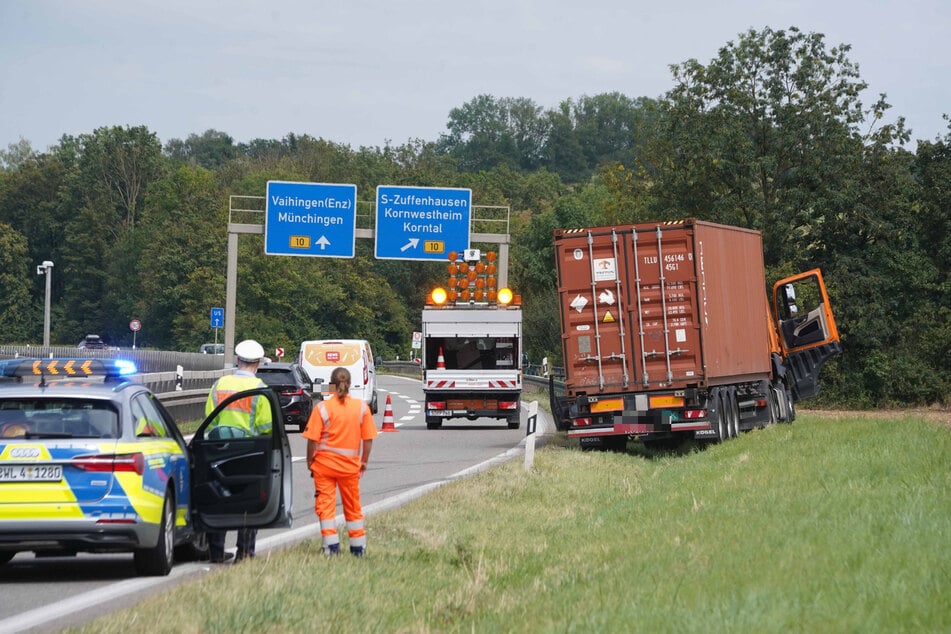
[134,489,175,576]
[0,551,14,565]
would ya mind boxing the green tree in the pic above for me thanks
[0,223,34,341]
[165,129,238,169]
[438,95,547,171]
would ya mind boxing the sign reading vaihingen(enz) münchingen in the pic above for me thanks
[265,180,358,258]
[374,185,471,261]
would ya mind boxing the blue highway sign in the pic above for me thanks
[375,186,471,261]
[210,307,224,329]
[265,181,357,258]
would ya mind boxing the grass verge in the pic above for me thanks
[72,413,950,633]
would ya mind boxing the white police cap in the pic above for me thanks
[234,339,265,363]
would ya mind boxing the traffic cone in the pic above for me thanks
[437,347,446,370]
[380,394,398,432]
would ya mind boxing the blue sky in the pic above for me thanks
[1,0,948,153]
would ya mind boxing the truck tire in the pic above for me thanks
[426,417,442,430]
[507,415,520,429]
[726,388,739,438]
[711,389,727,442]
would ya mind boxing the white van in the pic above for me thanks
[299,339,378,413]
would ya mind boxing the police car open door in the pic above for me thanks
[189,387,293,531]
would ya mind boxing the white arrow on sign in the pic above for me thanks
[315,236,331,250]
[400,238,419,252]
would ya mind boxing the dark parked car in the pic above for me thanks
[256,362,318,432]
[77,334,108,350]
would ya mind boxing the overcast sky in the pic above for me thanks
[1,0,948,154]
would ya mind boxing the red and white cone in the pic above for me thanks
[380,394,398,432]
[436,347,446,370]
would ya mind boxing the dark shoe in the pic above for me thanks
[323,543,340,557]
[209,552,234,564]
[350,546,365,558]
[235,550,255,562]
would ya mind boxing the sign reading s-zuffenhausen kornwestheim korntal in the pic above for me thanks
[265,181,358,258]
[374,185,471,261]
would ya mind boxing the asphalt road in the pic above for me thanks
[0,374,551,633]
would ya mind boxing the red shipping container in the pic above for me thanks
[554,219,773,397]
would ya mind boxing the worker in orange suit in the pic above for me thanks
[303,366,378,556]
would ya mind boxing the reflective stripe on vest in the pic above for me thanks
[313,399,368,457]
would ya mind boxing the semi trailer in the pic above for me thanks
[550,219,841,449]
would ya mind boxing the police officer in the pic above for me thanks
[303,366,378,557]
[204,339,272,563]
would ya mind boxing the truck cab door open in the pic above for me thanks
[773,269,842,399]
[188,387,293,531]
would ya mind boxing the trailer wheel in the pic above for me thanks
[426,417,442,430]
[712,389,727,442]
[507,415,520,430]
[726,388,739,438]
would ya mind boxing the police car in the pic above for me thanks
[0,358,292,576]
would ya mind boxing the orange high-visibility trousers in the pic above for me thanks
[312,467,366,551]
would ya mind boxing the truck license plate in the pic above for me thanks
[429,410,452,416]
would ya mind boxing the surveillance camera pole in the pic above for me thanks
[37,260,54,347]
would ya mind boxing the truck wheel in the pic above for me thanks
[712,389,727,442]
[134,489,175,576]
[426,417,442,430]
[726,388,739,438]
[507,415,520,429]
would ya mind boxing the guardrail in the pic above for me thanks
[0,352,564,422]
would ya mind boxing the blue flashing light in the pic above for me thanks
[114,360,138,376]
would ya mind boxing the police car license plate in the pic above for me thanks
[0,464,63,482]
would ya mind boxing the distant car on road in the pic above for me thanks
[199,343,224,355]
[77,334,108,350]
[256,362,318,433]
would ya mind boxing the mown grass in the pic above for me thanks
[73,413,950,633]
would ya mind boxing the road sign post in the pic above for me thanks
[129,319,141,349]
[375,186,471,261]
[265,181,357,258]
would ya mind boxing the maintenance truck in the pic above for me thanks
[550,219,841,449]
[422,249,523,430]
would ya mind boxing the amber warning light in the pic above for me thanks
[427,251,520,307]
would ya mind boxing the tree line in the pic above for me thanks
[0,26,947,408]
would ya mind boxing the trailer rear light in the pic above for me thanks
[649,395,684,408]
[574,417,592,427]
[684,409,707,419]
[590,398,623,413]
[72,453,145,476]
[427,401,447,410]
[754,398,767,407]
[499,401,519,410]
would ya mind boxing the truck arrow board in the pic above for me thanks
[265,181,357,258]
[375,186,471,261]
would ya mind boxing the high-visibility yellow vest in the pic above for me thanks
[204,373,272,436]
